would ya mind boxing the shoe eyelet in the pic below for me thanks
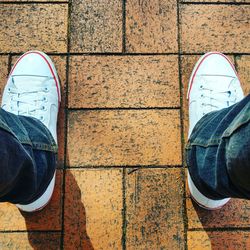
[42,106,47,111]
[40,116,44,121]
[44,87,49,92]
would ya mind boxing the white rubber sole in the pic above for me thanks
[187,171,230,210]
[16,173,56,212]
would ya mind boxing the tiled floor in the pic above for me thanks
[0,0,249,249]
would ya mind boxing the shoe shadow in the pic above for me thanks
[20,170,94,250]
[189,198,249,249]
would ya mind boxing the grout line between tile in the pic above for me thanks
[180,2,250,5]
[0,1,68,4]
[177,0,188,249]
[0,230,61,233]
[122,0,126,53]
[122,168,127,250]
[188,227,250,232]
[1,52,250,56]
[7,54,12,75]
[65,165,183,169]
[67,107,181,111]
[60,0,72,249]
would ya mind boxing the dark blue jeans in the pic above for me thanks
[0,108,57,205]
[186,94,250,200]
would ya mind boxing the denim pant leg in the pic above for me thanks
[0,108,57,204]
[186,94,250,200]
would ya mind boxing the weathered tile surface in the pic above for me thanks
[180,5,250,53]
[188,231,250,250]
[0,233,61,250]
[186,198,250,229]
[0,4,68,53]
[69,55,179,108]
[64,169,122,250]
[126,168,185,250]
[236,55,250,95]
[182,0,250,2]
[70,0,122,52]
[67,110,181,167]
[126,0,178,53]
[0,1,249,249]
[0,171,62,231]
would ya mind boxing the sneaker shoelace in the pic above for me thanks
[199,80,239,115]
[8,77,50,121]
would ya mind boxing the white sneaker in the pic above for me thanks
[187,52,244,210]
[1,51,61,212]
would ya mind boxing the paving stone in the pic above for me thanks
[236,55,250,95]
[67,110,181,167]
[0,56,9,103]
[186,197,250,229]
[2,0,66,1]
[70,0,122,52]
[180,5,250,53]
[126,0,178,53]
[0,233,61,250]
[64,169,123,250]
[11,55,67,168]
[69,55,179,108]
[0,4,68,53]
[126,168,184,249]
[187,231,250,250]
[182,0,250,2]
[0,171,62,231]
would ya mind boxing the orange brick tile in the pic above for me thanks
[0,171,62,231]
[181,55,235,142]
[236,55,250,95]
[67,110,181,167]
[0,233,61,250]
[126,168,184,250]
[64,169,123,250]
[182,0,248,2]
[0,56,9,102]
[11,55,67,168]
[2,0,66,1]
[180,5,250,53]
[69,55,179,108]
[186,197,250,229]
[126,0,178,53]
[187,231,250,250]
[0,4,68,53]
[70,0,122,52]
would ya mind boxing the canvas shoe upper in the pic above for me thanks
[2,51,60,143]
[187,52,244,209]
